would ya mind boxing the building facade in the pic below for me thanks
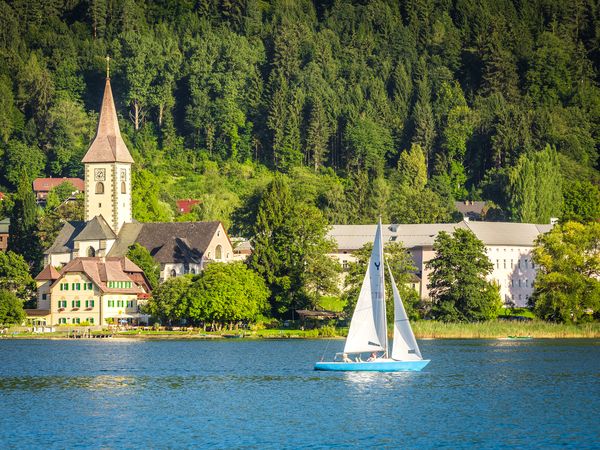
[328,221,552,308]
[35,257,150,326]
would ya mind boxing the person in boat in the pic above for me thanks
[367,352,378,361]
[342,353,353,363]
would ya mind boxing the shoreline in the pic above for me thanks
[3,320,599,340]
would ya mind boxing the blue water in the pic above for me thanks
[0,339,599,449]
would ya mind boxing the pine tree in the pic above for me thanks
[8,175,42,273]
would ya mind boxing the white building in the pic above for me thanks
[328,221,553,308]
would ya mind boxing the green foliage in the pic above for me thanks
[0,251,36,302]
[8,176,42,272]
[38,193,84,250]
[0,289,26,326]
[427,229,502,322]
[248,175,339,317]
[3,140,45,188]
[561,181,600,223]
[531,222,600,323]
[143,275,192,324]
[507,145,563,223]
[142,263,269,327]
[0,0,599,229]
[127,243,160,289]
[185,262,269,325]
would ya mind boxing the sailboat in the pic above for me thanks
[314,219,430,372]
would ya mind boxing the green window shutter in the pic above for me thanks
[90,318,94,324]
[91,300,95,307]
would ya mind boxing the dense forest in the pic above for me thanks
[1,0,600,230]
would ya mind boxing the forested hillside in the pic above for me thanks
[1,0,600,230]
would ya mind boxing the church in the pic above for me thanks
[32,74,235,327]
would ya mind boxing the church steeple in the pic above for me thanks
[82,76,134,164]
[83,62,133,235]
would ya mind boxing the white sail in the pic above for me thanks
[343,220,387,354]
[371,219,388,354]
[343,264,383,353]
[388,267,422,360]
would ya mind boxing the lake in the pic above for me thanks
[0,338,598,449]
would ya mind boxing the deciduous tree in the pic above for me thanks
[427,229,501,322]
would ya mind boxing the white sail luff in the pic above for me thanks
[371,219,388,354]
[388,267,423,360]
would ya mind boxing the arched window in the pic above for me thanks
[190,268,196,275]
[87,246,96,257]
[170,269,177,277]
[215,245,222,260]
[121,181,126,194]
[95,182,104,194]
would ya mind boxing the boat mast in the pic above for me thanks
[377,218,388,357]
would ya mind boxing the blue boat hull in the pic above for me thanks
[314,359,430,372]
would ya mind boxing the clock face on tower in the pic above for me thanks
[94,168,106,181]
[120,169,126,180]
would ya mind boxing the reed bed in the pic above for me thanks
[411,320,600,339]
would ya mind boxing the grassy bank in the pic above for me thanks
[2,321,599,339]
[411,320,600,339]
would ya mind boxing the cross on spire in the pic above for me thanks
[105,55,111,78]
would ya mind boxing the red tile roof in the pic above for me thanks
[35,265,61,281]
[51,257,145,294]
[33,178,84,193]
[176,199,201,214]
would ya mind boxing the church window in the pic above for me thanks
[190,269,196,274]
[87,246,95,257]
[216,245,222,260]
[96,182,104,194]
[121,181,126,194]
[170,269,177,277]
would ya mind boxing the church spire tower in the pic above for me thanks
[82,59,134,234]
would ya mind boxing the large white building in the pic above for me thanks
[328,221,553,308]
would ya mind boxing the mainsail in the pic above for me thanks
[343,220,388,354]
[388,267,423,361]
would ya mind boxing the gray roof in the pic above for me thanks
[463,222,544,246]
[45,216,116,255]
[454,201,486,215]
[108,221,221,263]
[328,221,555,251]
[0,218,9,233]
[75,215,117,241]
[45,221,86,254]
[329,223,467,250]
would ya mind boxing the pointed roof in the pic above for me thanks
[82,78,134,164]
[35,264,60,281]
[74,215,117,241]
